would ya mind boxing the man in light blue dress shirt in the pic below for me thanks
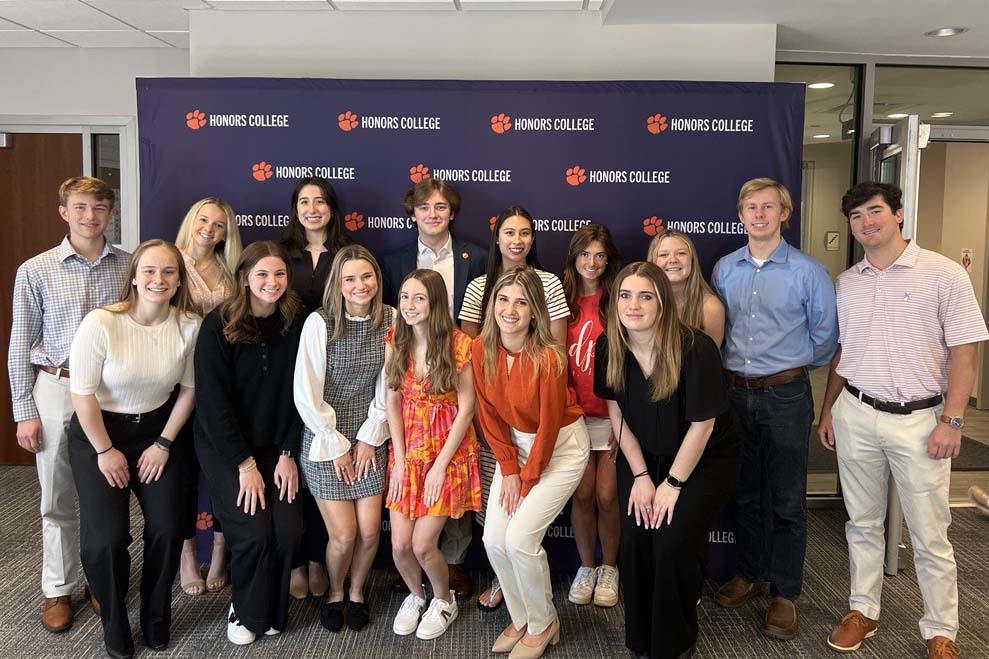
[710,178,838,641]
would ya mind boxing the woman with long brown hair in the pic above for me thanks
[294,245,393,633]
[174,196,243,596]
[385,269,481,639]
[647,229,724,346]
[67,239,200,658]
[561,224,622,609]
[474,267,589,659]
[594,261,741,659]
[193,241,305,645]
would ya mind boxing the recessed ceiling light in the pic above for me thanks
[808,82,835,89]
[812,134,831,139]
[924,27,967,37]
[887,113,909,119]
[931,112,954,118]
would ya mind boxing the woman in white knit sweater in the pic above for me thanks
[67,239,200,659]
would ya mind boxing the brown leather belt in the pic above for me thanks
[726,367,804,389]
[38,365,70,379]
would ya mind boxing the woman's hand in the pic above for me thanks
[353,441,378,481]
[98,447,130,488]
[499,474,523,516]
[237,462,266,515]
[273,455,298,503]
[334,451,355,485]
[628,475,656,528]
[387,459,405,504]
[423,462,447,508]
[651,480,681,528]
[136,443,170,484]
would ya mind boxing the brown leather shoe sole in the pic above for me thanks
[764,620,798,641]
[827,627,876,652]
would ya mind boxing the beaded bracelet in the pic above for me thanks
[238,459,257,474]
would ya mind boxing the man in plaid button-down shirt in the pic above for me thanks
[7,176,129,633]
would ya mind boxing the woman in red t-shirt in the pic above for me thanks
[561,224,623,608]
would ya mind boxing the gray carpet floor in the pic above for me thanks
[1,464,988,658]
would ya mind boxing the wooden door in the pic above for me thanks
[0,133,83,464]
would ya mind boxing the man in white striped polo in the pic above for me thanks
[818,181,988,659]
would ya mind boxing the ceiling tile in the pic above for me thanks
[148,29,189,47]
[333,0,456,9]
[460,0,583,9]
[206,0,333,9]
[0,29,73,46]
[85,1,210,31]
[0,1,129,30]
[43,29,171,47]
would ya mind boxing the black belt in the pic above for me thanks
[102,401,171,424]
[844,384,942,415]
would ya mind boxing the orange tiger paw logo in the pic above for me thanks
[409,164,431,183]
[251,161,273,181]
[338,110,358,131]
[565,165,587,187]
[642,216,665,236]
[646,113,668,134]
[490,113,512,134]
[185,109,206,130]
[344,212,365,231]
[489,216,497,231]
[195,512,213,530]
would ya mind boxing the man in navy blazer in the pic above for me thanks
[380,179,487,600]
[381,179,487,325]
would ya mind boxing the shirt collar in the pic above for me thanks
[737,238,790,266]
[854,240,919,273]
[57,235,114,264]
[417,235,453,259]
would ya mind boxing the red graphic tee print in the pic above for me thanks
[566,288,608,418]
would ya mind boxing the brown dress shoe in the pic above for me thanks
[927,636,958,659]
[41,596,73,633]
[764,597,797,640]
[449,564,474,599]
[827,610,878,652]
[716,575,767,609]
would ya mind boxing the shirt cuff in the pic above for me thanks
[498,458,521,477]
[12,399,39,423]
[521,481,534,497]
[355,417,389,447]
[307,430,351,463]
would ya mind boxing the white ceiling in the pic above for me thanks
[0,0,985,54]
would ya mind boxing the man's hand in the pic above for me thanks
[16,418,43,453]
[927,421,961,460]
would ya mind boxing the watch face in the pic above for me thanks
[950,417,964,430]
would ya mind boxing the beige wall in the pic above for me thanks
[917,141,946,252]
[801,141,854,279]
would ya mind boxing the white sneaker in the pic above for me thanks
[568,566,598,605]
[264,628,280,636]
[593,565,620,607]
[416,591,458,640]
[393,593,426,636]
[226,604,256,645]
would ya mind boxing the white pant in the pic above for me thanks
[33,370,82,597]
[483,419,589,635]
[831,388,957,640]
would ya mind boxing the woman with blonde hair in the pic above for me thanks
[647,229,724,346]
[173,197,243,596]
[67,239,200,657]
[594,261,741,659]
[294,245,393,633]
[474,267,589,659]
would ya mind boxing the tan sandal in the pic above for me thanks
[180,545,206,596]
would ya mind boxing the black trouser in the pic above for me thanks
[175,411,221,540]
[67,403,181,654]
[294,489,329,568]
[618,443,741,659]
[196,440,302,634]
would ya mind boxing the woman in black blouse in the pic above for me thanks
[194,241,305,644]
[279,176,350,597]
[594,261,741,659]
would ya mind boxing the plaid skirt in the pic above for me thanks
[299,437,388,501]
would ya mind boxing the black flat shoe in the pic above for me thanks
[146,641,168,652]
[344,600,370,631]
[320,600,345,633]
[105,644,133,659]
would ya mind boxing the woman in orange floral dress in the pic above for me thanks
[385,269,481,640]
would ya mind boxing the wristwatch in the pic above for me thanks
[280,449,293,458]
[665,474,686,490]
[939,415,965,430]
[155,436,174,449]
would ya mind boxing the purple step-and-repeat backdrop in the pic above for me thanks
[138,77,804,578]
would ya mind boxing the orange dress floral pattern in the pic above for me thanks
[385,327,482,519]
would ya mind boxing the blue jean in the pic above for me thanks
[727,372,813,600]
